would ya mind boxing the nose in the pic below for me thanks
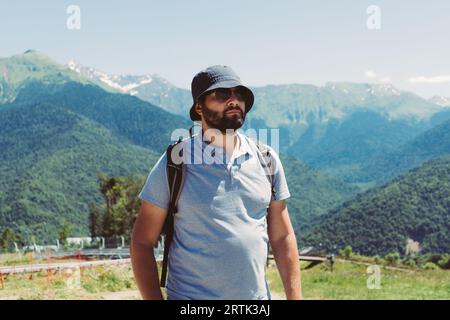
[227,90,244,108]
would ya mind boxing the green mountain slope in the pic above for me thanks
[301,155,450,255]
[0,50,99,103]
[13,80,192,153]
[0,72,191,242]
[281,155,360,233]
[0,102,160,242]
[360,118,450,184]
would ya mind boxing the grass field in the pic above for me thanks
[267,260,450,300]
[0,254,449,300]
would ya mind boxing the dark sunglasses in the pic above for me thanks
[208,87,248,103]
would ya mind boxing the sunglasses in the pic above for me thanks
[208,87,248,103]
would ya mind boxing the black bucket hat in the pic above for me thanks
[189,65,254,121]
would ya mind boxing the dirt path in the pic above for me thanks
[98,290,141,300]
[97,290,287,300]
[0,295,20,300]
[270,292,286,300]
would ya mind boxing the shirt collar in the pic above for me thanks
[234,131,252,159]
[192,129,252,164]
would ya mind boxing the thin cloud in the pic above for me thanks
[365,71,392,84]
[408,75,450,84]
[365,70,377,79]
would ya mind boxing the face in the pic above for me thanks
[196,87,247,133]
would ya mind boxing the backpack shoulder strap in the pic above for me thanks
[248,137,277,268]
[250,138,276,199]
[160,138,186,287]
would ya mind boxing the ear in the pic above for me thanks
[195,102,202,117]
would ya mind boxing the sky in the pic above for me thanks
[0,0,449,98]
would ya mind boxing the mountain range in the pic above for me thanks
[66,60,192,116]
[302,154,450,255]
[66,60,450,186]
[1,50,450,255]
[0,51,358,242]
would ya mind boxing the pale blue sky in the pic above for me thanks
[1,0,449,98]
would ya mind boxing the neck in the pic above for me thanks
[201,124,239,156]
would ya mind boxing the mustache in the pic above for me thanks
[224,106,243,115]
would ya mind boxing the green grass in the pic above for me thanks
[266,260,450,299]
[0,253,32,266]
[81,267,135,293]
[1,257,449,299]
[0,260,139,300]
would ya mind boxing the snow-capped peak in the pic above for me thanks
[429,95,450,107]
[368,83,401,96]
[65,60,156,93]
[320,82,444,121]
[67,59,82,73]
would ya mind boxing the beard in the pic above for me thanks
[201,104,246,133]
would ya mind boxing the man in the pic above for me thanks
[131,65,302,300]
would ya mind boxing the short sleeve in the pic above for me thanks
[138,151,170,209]
[268,147,291,202]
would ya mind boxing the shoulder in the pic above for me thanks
[240,132,280,158]
[168,134,197,149]
[166,134,197,163]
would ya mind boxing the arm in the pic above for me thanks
[267,199,303,300]
[131,200,168,300]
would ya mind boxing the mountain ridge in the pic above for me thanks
[301,154,450,255]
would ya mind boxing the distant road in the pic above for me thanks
[0,249,164,275]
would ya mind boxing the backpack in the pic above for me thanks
[159,134,276,287]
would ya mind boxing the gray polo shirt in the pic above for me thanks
[138,130,291,300]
